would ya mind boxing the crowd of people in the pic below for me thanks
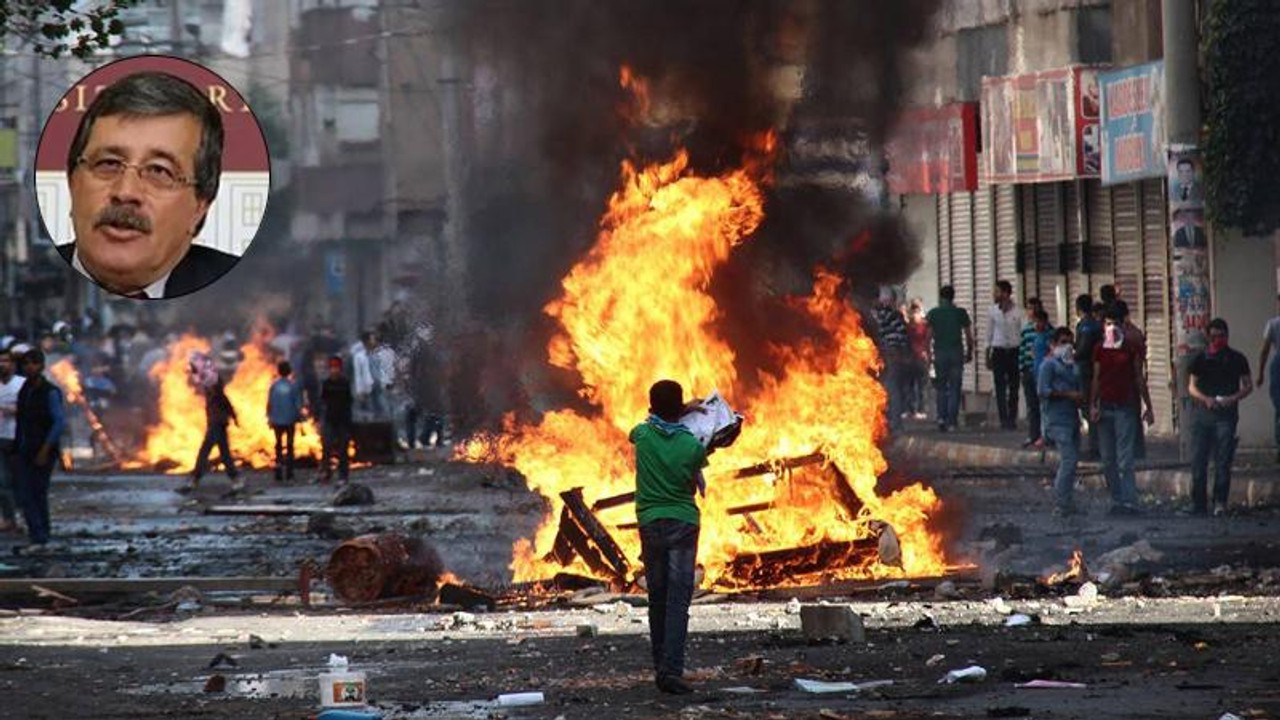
[872,281,1261,518]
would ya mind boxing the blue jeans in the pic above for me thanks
[1044,423,1079,509]
[934,356,964,427]
[881,360,905,432]
[12,452,54,544]
[1097,404,1139,508]
[193,424,237,480]
[1270,358,1280,448]
[1190,408,1238,511]
[640,518,699,679]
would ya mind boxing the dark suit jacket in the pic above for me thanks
[1173,225,1206,250]
[56,242,239,299]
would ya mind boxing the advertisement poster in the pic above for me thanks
[1169,144,1209,355]
[885,103,978,195]
[983,66,1103,183]
[1098,61,1166,185]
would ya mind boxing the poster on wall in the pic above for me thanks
[1098,61,1166,185]
[982,65,1107,184]
[1169,144,1209,355]
[885,103,978,194]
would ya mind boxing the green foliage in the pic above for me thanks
[1203,0,1280,236]
[0,0,139,59]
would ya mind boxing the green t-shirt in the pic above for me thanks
[630,421,707,527]
[925,301,971,360]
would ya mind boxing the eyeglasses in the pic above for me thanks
[75,156,196,192]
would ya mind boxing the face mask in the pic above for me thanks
[1103,325,1124,349]
[1208,337,1228,355]
[1053,344,1074,363]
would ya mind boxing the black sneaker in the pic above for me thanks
[656,674,693,695]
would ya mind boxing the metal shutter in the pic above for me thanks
[1086,181,1116,289]
[938,194,952,287]
[1139,178,1174,434]
[995,185,1020,287]
[1018,185,1039,304]
[973,184,995,393]
[1034,183,1063,322]
[1112,183,1143,307]
[950,191,976,393]
[1064,181,1089,327]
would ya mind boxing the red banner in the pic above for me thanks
[886,103,978,194]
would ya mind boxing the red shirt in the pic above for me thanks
[1093,343,1138,406]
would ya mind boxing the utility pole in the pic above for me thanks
[1163,0,1206,459]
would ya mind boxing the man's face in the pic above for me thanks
[21,358,42,379]
[1178,163,1194,185]
[993,286,1005,303]
[1208,327,1228,345]
[69,113,211,294]
[0,354,11,379]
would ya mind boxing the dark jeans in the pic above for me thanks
[272,424,295,478]
[13,452,54,544]
[934,356,964,427]
[1190,408,1238,511]
[903,361,927,415]
[881,359,905,432]
[1270,358,1280,448]
[640,518,699,679]
[0,439,17,524]
[1021,369,1041,441]
[193,424,237,480]
[990,348,1020,429]
[323,422,351,480]
[1077,370,1098,459]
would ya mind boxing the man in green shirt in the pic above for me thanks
[925,285,973,431]
[630,379,707,695]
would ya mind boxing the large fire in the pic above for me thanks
[126,327,323,474]
[462,73,948,589]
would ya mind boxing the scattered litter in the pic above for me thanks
[785,597,802,615]
[319,654,367,708]
[722,686,767,694]
[793,678,892,694]
[575,624,598,638]
[1015,680,1087,689]
[939,665,987,684]
[203,674,226,693]
[1004,614,1033,627]
[1077,581,1099,604]
[496,691,544,706]
[926,653,946,667]
[989,597,1013,615]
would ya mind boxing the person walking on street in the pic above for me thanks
[926,285,973,432]
[1115,300,1149,460]
[871,288,910,434]
[12,349,65,548]
[1091,307,1154,515]
[320,356,354,484]
[905,300,929,420]
[0,347,26,534]
[986,280,1023,430]
[631,379,709,695]
[1074,294,1102,460]
[1255,295,1280,463]
[267,361,304,481]
[190,376,241,493]
[1039,327,1083,515]
[1188,318,1252,516]
[1019,301,1048,447]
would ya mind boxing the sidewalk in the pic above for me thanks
[885,416,1280,508]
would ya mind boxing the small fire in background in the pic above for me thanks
[48,358,83,402]
[1043,549,1088,586]
[126,323,323,474]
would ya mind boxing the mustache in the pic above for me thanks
[94,204,152,234]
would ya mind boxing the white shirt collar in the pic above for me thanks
[71,246,169,299]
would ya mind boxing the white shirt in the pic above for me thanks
[0,374,26,441]
[987,303,1023,349]
[72,247,169,299]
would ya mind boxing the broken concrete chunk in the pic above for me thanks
[575,624,598,638]
[799,604,866,643]
[331,483,375,507]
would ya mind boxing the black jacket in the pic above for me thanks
[56,242,239,298]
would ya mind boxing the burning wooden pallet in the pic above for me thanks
[541,452,899,589]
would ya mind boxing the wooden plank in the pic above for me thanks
[0,577,298,597]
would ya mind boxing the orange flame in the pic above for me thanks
[462,70,947,589]
[126,327,323,474]
[1043,549,1087,586]
[48,359,83,403]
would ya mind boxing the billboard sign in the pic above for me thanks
[885,102,979,194]
[982,65,1107,183]
[1098,61,1166,185]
